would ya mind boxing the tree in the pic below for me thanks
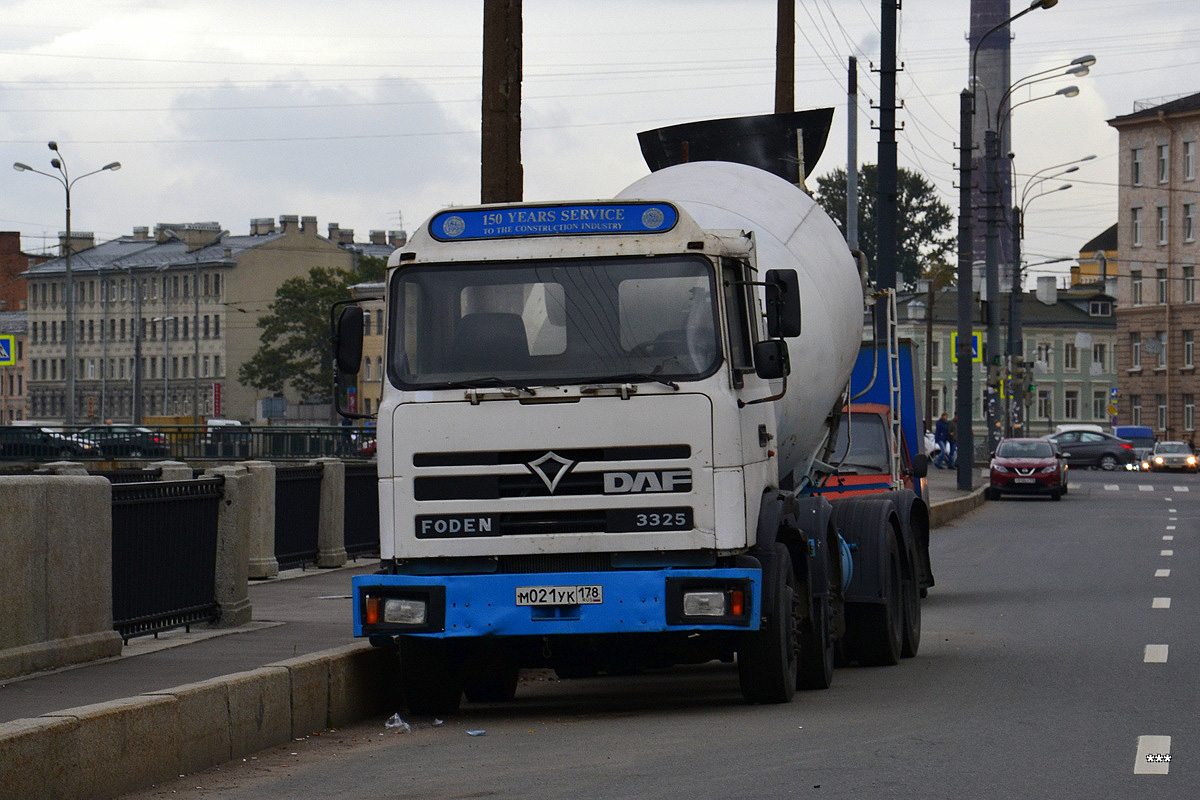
[238,266,354,401]
[813,164,954,289]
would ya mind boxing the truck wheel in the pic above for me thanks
[900,556,921,658]
[845,532,903,667]
[738,543,799,704]
[399,637,464,715]
[797,593,835,690]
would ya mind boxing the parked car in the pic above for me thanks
[1146,441,1198,473]
[78,425,171,458]
[1046,429,1135,471]
[987,437,1066,500]
[0,426,101,459]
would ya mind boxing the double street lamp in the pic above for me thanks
[14,143,121,427]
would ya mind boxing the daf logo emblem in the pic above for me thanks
[526,451,576,493]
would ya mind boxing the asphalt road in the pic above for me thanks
[122,468,1198,799]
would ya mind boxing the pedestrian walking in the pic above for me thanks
[947,414,958,468]
[934,412,949,468]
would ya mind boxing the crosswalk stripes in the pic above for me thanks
[1099,484,1191,492]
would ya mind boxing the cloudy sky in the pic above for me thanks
[1,0,1197,284]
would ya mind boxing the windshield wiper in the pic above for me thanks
[579,371,680,391]
[436,377,537,395]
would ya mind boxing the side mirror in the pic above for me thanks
[334,305,365,374]
[753,339,789,380]
[911,452,928,479]
[764,269,801,338]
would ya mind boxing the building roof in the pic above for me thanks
[20,230,277,278]
[902,286,1115,330]
[1108,91,1200,126]
[1080,223,1118,254]
[0,309,28,334]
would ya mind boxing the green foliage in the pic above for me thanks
[237,266,354,400]
[813,164,955,290]
[356,255,387,283]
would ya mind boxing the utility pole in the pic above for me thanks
[875,0,900,342]
[847,57,859,251]
[775,0,794,114]
[481,0,523,204]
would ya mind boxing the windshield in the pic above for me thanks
[390,255,721,388]
[996,441,1054,459]
[1155,442,1190,454]
[829,412,890,473]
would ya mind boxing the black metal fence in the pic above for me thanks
[275,464,323,570]
[111,477,223,641]
[344,462,380,559]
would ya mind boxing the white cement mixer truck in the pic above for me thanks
[335,161,931,713]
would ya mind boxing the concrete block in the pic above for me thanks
[268,651,332,739]
[150,460,195,481]
[224,666,292,758]
[244,461,279,579]
[42,694,181,800]
[204,465,253,627]
[314,458,347,568]
[0,715,78,800]
[145,676,233,776]
[328,643,397,727]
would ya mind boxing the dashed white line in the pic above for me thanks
[1138,485,1154,492]
[1152,597,1171,609]
[1156,568,1171,578]
[1166,525,1177,531]
[1161,550,1174,557]
[1105,484,1120,491]
[1168,508,1177,513]
[1173,486,1189,492]
[1164,535,1174,541]
[1135,735,1172,775]
[1144,644,1169,663]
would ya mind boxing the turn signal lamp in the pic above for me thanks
[365,596,381,625]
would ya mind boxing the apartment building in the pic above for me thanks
[1108,92,1200,441]
[22,216,354,424]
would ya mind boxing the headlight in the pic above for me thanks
[1155,457,1165,465]
[992,463,1008,473]
[1188,456,1197,465]
[1040,465,1057,474]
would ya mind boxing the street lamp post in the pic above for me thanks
[13,144,120,427]
[957,0,1058,490]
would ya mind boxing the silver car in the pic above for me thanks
[1147,441,1198,473]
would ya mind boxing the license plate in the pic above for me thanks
[515,585,603,606]
[1014,477,1036,484]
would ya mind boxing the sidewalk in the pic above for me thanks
[0,562,377,724]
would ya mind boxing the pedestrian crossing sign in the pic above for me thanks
[950,331,982,364]
[0,334,15,366]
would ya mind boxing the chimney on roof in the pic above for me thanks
[132,226,150,241]
[1037,276,1058,306]
[327,223,340,241]
[279,214,299,234]
[339,228,355,245]
[369,230,387,245]
[389,230,407,247]
[59,231,95,254]
[250,218,276,236]
[301,215,317,234]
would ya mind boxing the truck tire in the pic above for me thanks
[797,591,835,690]
[844,531,903,667]
[900,557,921,658]
[399,637,464,715]
[738,543,799,704]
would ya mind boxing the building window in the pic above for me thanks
[214,316,220,339]
[1131,332,1142,368]
[1185,203,1196,242]
[1158,207,1169,245]
[1132,208,1143,247]
[1089,300,1112,316]
[1186,395,1196,431]
[364,358,372,380]
[1132,147,1143,185]
[1036,342,1052,369]
[1037,390,1052,420]
[931,340,942,370]
[1186,141,1196,180]
[1132,270,1143,304]
[1158,268,1169,304]
[1185,330,1195,368]
[1092,343,1107,372]
[1064,390,1079,420]
[1186,266,1195,303]
[1131,394,1142,425]
[1157,394,1168,431]
[1157,331,1167,369]
[1093,389,1108,420]
[1158,144,1170,183]
[1063,342,1078,371]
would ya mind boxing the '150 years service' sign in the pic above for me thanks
[430,202,678,241]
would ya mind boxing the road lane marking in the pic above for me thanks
[1166,525,1176,530]
[1173,486,1189,492]
[1105,484,1120,491]
[1153,597,1171,609]
[1168,508,1177,513]
[1139,485,1154,491]
[1164,535,1174,541]
[1135,735,1172,774]
[1161,550,1174,557]
[1144,645,1169,663]
[1156,569,1171,577]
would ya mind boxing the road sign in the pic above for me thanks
[0,334,14,366]
[1107,403,1118,416]
[951,331,982,364]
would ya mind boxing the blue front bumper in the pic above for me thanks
[353,568,762,638]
